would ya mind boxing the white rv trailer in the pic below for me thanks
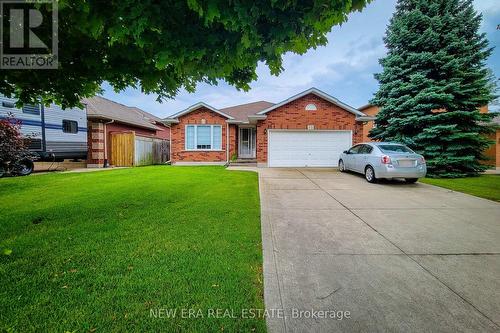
[0,95,87,161]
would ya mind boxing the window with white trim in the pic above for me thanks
[185,125,222,150]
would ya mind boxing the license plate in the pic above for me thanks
[398,160,415,167]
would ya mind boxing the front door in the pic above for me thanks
[239,128,256,158]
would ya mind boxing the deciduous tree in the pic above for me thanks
[0,0,370,108]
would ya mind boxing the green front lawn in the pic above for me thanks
[420,174,500,202]
[0,166,265,332]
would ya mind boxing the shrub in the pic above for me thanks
[0,116,37,167]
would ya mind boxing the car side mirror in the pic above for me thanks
[343,150,349,154]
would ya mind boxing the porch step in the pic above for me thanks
[232,159,256,163]
[229,159,257,167]
[229,163,258,167]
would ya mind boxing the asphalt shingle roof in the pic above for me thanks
[220,101,274,122]
[83,96,160,130]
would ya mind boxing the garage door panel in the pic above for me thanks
[268,131,351,167]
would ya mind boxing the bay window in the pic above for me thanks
[185,125,222,150]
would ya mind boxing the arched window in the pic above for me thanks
[305,103,317,111]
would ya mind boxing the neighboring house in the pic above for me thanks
[163,88,368,167]
[358,104,378,142]
[484,114,500,169]
[83,96,170,167]
[358,104,498,168]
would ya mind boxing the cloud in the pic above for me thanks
[474,0,500,15]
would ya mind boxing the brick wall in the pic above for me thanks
[170,107,230,163]
[484,130,500,168]
[255,94,363,163]
[496,130,500,168]
[478,105,499,167]
[229,125,237,160]
[154,123,170,140]
[87,120,105,167]
[360,105,380,142]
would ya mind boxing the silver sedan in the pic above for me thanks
[338,142,427,183]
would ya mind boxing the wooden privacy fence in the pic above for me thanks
[153,139,170,164]
[135,136,154,166]
[110,132,170,167]
[110,132,135,167]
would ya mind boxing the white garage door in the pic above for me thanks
[268,130,352,167]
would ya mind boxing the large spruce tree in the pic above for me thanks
[370,0,496,177]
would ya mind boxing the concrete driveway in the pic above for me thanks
[257,168,500,332]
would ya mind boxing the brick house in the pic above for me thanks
[164,88,368,167]
[357,104,379,143]
[358,104,499,168]
[484,114,500,169]
[84,96,170,167]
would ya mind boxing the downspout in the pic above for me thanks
[167,124,172,164]
[226,123,230,164]
[103,119,114,167]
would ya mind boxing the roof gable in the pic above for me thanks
[167,102,234,121]
[358,103,374,111]
[220,101,274,122]
[256,88,366,117]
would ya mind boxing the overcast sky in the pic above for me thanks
[100,0,500,117]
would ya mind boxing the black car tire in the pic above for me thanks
[338,159,345,172]
[405,178,418,183]
[365,166,377,183]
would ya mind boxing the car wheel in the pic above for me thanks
[339,159,345,172]
[365,166,376,183]
[15,160,34,176]
[405,178,418,183]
